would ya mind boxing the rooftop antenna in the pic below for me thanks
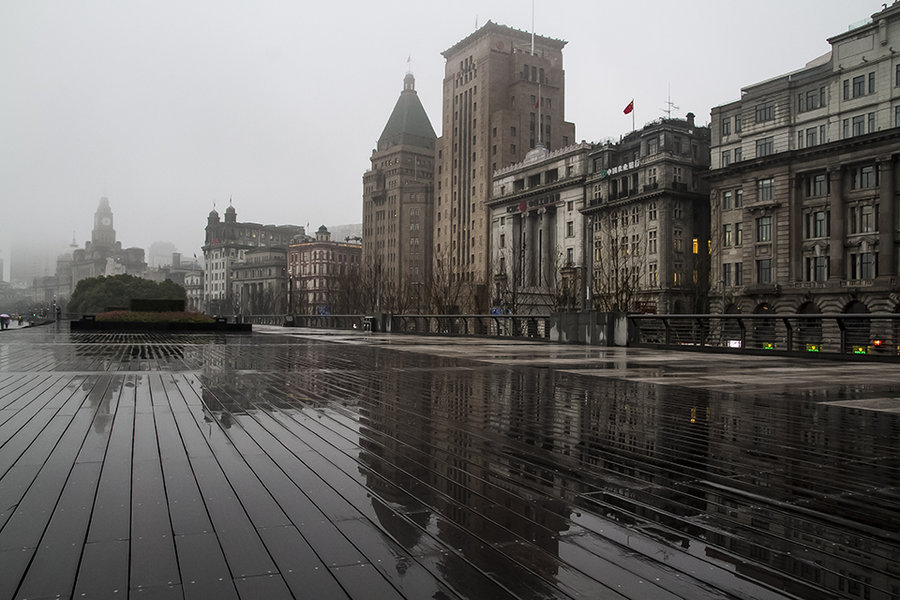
[661,83,679,119]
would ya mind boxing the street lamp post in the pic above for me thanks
[721,278,726,314]
[288,274,294,315]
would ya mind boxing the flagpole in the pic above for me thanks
[531,0,535,56]
[624,99,635,132]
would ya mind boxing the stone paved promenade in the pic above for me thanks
[1,324,899,599]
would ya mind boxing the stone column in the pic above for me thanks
[789,174,803,283]
[828,168,844,280]
[658,201,671,307]
[520,211,531,287]
[878,157,896,276]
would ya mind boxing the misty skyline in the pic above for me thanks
[0,0,876,280]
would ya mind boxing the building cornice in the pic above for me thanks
[827,3,900,45]
[494,142,593,178]
[487,176,586,209]
[706,128,900,182]
[442,21,566,58]
[580,187,707,216]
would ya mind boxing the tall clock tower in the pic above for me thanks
[91,196,116,248]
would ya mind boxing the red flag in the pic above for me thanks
[623,100,634,115]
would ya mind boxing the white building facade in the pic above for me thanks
[488,143,592,313]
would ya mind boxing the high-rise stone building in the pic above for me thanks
[435,22,575,311]
[362,72,436,312]
[708,3,900,315]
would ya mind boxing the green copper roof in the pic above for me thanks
[378,73,436,149]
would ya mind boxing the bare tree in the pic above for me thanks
[548,250,581,312]
[330,268,369,314]
[591,210,645,312]
[428,251,467,314]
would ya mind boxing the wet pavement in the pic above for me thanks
[1,324,899,600]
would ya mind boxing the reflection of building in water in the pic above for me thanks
[702,392,899,599]
[575,377,669,477]
[353,360,576,596]
[358,362,437,552]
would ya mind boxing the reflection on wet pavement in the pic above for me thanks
[0,326,898,599]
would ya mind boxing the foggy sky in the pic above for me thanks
[0,0,876,277]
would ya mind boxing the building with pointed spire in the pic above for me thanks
[71,197,146,287]
[435,22,576,311]
[362,72,436,312]
[28,197,147,307]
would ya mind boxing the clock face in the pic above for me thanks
[101,217,111,226]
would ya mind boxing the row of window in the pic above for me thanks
[721,114,743,137]
[798,86,827,113]
[722,215,772,245]
[721,147,742,166]
[842,72,876,100]
[722,189,744,210]
[797,124,827,149]
[843,112,876,138]
[724,254,876,286]
[723,204,876,247]
[724,107,900,162]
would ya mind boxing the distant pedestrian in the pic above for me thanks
[56,305,62,321]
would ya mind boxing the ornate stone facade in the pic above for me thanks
[287,226,361,315]
[202,203,305,315]
[709,3,900,315]
[584,115,710,314]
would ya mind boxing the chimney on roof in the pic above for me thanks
[686,112,695,127]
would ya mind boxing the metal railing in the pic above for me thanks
[286,314,367,330]
[267,313,550,340]
[390,314,550,339]
[240,314,293,326]
[628,313,900,358]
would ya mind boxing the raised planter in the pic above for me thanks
[70,316,251,332]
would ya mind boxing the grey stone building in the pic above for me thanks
[582,115,710,314]
[488,142,593,314]
[362,72,436,313]
[71,197,146,288]
[435,22,575,311]
[708,3,900,315]
[202,202,305,315]
[231,246,288,315]
[287,226,362,315]
[31,197,147,307]
[183,271,204,312]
